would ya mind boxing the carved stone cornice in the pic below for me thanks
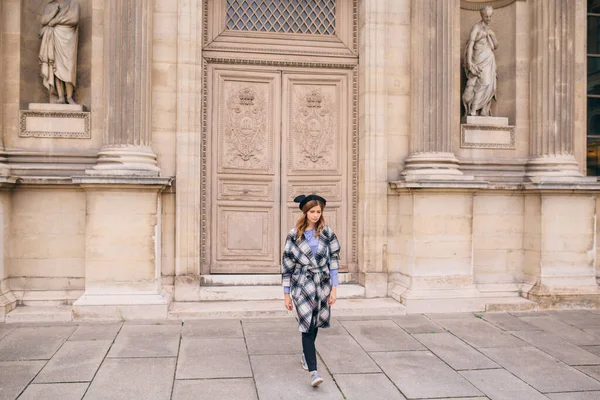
[460,0,525,11]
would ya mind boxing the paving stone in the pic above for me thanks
[83,358,175,400]
[0,326,76,361]
[123,320,182,326]
[460,369,548,400]
[340,320,424,351]
[511,330,600,366]
[582,346,600,357]
[107,324,180,358]
[244,317,304,355]
[176,337,252,379]
[318,319,350,336]
[172,378,257,400]
[519,316,600,346]
[370,351,482,399]
[510,311,548,317]
[334,373,406,400]
[18,383,89,400]
[68,323,122,341]
[413,332,498,370]
[434,318,526,348]
[393,315,445,334]
[426,312,479,320]
[181,319,243,337]
[251,354,343,399]
[0,325,14,341]
[0,361,45,400]
[481,313,541,331]
[577,365,600,381]
[545,311,600,330]
[480,346,600,393]
[430,398,489,400]
[546,392,600,400]
[587,329,600,338]
[316,334,381,373]
[34,340,111,383]
[242,320,298,336]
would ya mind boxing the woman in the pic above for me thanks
[282,194,341,387]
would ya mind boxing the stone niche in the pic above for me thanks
[456,1,529,181]
[20,0,91,109]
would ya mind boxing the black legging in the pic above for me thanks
[302,313,319,372]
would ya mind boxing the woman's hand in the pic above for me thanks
[328,286,337,306]
[284,293,293,311]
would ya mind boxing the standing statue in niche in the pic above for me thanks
[39,0,80,105]
[462,5,498,117]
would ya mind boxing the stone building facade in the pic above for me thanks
[0,0,598,321]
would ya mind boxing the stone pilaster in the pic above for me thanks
[174,0,204,301]
[527,0,582,180]
[358,0,389,297]
[89,0,159,176]
[0,0,10,176]
[402,0,465,180]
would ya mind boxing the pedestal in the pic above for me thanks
[19,103,91,139]
[460,116,515,150]
[72,176,172,320]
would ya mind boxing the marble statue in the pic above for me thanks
[462,5,498,117]
[39,0,80,105]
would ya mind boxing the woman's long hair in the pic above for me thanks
[295,199,326,241]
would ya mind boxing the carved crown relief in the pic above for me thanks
[221,82,271,171]
[290,86,338,171]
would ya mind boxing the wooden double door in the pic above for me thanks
[207,65,354,274]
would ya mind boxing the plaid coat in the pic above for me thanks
[282,225,341,333]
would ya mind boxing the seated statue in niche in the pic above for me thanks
[462,5,498,117]
[39,0,80,105]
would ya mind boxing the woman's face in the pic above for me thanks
[306,205,322,225]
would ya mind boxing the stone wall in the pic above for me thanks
[9,188,86,304]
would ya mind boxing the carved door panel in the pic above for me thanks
[209,68,282,273]
[208,67,353,274]
[281,72,352,272]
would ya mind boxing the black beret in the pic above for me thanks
[293,194,327,211]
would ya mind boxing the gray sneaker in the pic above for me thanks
[301,354,308,371]
[310,371,323,387]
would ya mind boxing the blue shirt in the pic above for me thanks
[284,228,339,293]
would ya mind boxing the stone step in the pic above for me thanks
[4,305,73,323]
[197,284,365,301]
[476,283,521,298]
[168,298,406,320]
[200,273,358,286]
[15,290,84,306]
[484,297,539,312]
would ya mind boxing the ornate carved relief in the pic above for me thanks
[290,85,339,172]
[220,83,272,172]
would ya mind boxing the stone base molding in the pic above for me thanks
[71,176,172,320]
[402,153,472,181]
[88,147,161,176]
[527,285,600,310]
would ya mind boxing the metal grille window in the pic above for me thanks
[226,0,336,35]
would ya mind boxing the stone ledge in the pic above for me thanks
[72,175,173,188]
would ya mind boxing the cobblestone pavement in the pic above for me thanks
[2,310,600,399]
